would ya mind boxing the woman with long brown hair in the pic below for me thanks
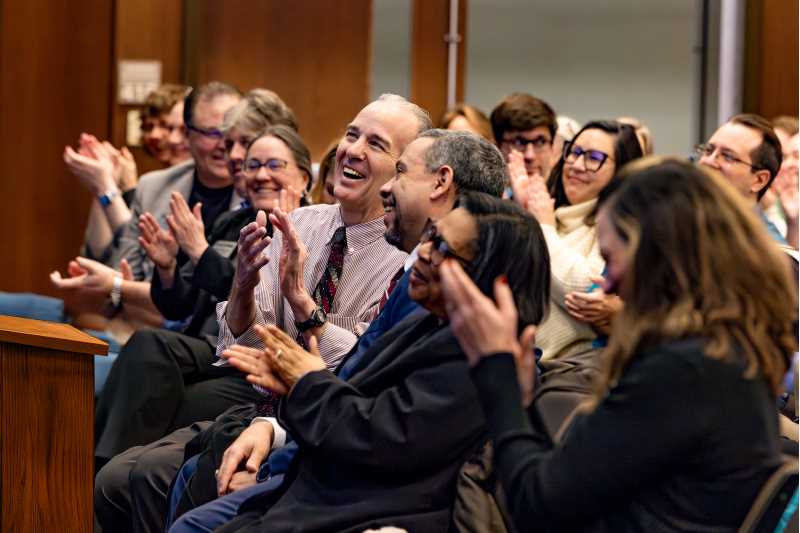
[442,158,797,532]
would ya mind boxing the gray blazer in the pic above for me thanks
[111,160,244,281]
[111,160,196,281]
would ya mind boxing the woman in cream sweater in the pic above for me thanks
[511,120,642,363]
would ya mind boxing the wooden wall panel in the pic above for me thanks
[744,0,798,118]
[112,0,185,176]
[0,0,113,296]
[185,0,372,159]
[410,0,468,125]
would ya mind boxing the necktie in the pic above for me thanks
[379,267,405,311]
[258,226,348,417]
[311,226,348,313]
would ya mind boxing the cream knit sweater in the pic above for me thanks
[536,198,605,361]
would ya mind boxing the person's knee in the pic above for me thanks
[95,455,134,521]
[122,329,169,362]
[129,444,183,495]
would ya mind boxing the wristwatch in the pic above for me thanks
[98,188,119,207]
[295,306,327,332]
[110,275,123,309]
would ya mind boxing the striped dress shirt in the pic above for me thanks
[215,203,407,370]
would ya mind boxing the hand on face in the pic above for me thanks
[509,166,554,225]
[234,210,272,293]
[166,192,208,263]
[138,212,178,270]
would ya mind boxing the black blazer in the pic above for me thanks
[240,311,487,533]
[151,207,271,339]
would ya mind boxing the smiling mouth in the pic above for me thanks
[342,166,366,180]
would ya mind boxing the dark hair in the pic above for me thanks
[183,81,242,127]
[417,129,507,198]
[547,120,643,225]
[246,125,313,192]
[490,93,557,144]
[730,113,783,199]
[595,157,796,397]
[456,191,550,330]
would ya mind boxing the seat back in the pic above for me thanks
[738,458,799,533]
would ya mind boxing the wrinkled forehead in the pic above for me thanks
[709,122,762,155]
[350,100,420,154]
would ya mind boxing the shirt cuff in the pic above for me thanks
[250,416,287,450]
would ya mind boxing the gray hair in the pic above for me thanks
[222,88,298,135]
[417,129,507,198]
[377,93,433,135]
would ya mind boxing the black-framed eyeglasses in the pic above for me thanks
[187,123,224,140]
[243,157,290,176]
[419,220,471,267]
[563,143,613,172]
[501,135,552,152]
[694,143,758,171]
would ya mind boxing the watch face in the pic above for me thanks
[311,307,327,325]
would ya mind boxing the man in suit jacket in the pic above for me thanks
[52,81,243,318]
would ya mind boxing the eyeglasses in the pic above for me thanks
[501,135,552,152]
[694,143,758,171]
[243,157,290,176]
[187,123,224,140]
[563,143,613,172]
[419,220,471,267]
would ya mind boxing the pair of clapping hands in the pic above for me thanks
[138,192,209,273]
[63,133,137,196]
[232,193,319,327]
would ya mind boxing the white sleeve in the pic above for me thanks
[250,416,287,450]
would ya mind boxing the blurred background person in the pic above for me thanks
[221,88,299,203]
[310,140,339,205]
[141,83,192,166]
[617,115,654,156]
[551,115,581,169]
[439,103,493,141]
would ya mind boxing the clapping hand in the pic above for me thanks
[234,210,272,293]
[269,206,312,317]
[138,212,178,271]
[166,192,208,264]
[63,134,116,196]
[564,276,623,334]
[224,324,325,394]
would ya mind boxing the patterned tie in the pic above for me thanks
[312,226,348,313]
[258,226,348,417]
[379,267,405,311]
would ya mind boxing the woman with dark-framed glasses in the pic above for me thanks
[508,120,643,436]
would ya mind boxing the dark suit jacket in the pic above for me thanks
[150,208,271,339]
[238,311,487,533]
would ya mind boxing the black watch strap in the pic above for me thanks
[295,307,327,332]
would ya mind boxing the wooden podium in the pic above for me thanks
[0,315,107,532]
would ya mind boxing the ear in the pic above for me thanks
[429,165,454,202]
[751,169,772,196]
